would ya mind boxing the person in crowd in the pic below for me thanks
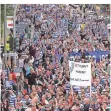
[8,88,17,107]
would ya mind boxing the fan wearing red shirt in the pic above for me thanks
[9,69,17,84]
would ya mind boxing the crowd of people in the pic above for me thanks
[1,4,110,111]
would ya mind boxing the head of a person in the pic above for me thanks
[84,98,90,104]
[31,85,36,91]
[9,89,14,94]
[81,93,85,100]
[102,102,108,110]
[89,107,93,111]
[30,68,35,74]
[71,104,79,111]
[97,99,102,104]
[17,95,21,101]
[15,102,21,109]
[31,96,38,104]
[30,92,37,99]
[8,105,15,110]
[24,94,30,100]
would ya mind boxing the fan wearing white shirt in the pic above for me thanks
[29,56,34,64]
[18,60,24,69]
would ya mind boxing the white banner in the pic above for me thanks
[69,61,91,86]
[7,16,13,29]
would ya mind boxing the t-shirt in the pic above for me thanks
[26,66,30,76]
[19,59,24,68]
[9,73,17,83]
[81,24,85,31]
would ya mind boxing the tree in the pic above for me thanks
[1,4,15,37]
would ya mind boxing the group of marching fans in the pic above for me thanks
[1,4,110,111]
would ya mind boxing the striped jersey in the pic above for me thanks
[65,83,70,91]
[73,86,81,94]
[9,94,17,106]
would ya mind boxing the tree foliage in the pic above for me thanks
[1,4,15,37]
[1,4,14,24]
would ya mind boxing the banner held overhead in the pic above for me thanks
[69,61,91,87]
